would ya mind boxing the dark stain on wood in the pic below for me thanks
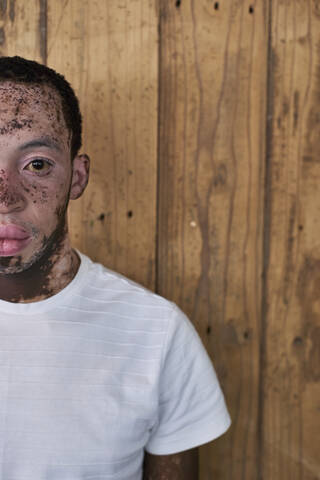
[305,108,320,155]
[39,0,47,64]
[305,325,320,382]
[0,0,7,16]
[293,90,299,134]
[213,163,227,188]
[0,27,5,46]
[298,35,307,46]
[302,155,317,163]
[9,0,15,22]
[312,0,320,18]
[297,256,320,300]
[277,97,290,129]
[282,200,296,305]
[262,20,276,318]
[282,98,290,116]
[297,256,320,381]
[259,4,274,474]
[304,47,320,160]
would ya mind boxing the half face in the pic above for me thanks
[0,81,85,275]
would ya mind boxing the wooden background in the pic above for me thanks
[1,0,319,478]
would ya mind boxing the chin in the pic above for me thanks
[0,242,45,275]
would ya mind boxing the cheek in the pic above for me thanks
[0,171,27,207]
[21,181,49,205]
[23,178,69,204]
[54,183,71,215]
[24,180,69,226]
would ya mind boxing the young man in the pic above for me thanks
[0,56,231,479]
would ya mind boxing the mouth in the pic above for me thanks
[0,224,32,256]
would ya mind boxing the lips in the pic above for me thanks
[0,224,30,240]
[0,224,31,256]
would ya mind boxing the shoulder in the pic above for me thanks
[75,251,204,345]
[75,252,203,356]
[76,251,184,333]
[83,253,173,309]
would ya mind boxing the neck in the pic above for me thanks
[0,224,80,304]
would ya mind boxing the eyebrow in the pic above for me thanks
[18,137,63,153]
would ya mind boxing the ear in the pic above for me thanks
[69,154,90,200]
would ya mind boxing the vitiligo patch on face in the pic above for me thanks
[0,166,49,208]
[0,117,33,135]
[0,83,71,211]
[0,80,83,301]
[0,82,69,141]
[0,185,23,208]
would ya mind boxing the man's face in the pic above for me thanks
[0,81,77,274]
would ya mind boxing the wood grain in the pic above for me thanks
[158,1,268,478]
[0,0,43,60]
[1,0,319,477]
[262,1,320,478]
[47,0,159,289]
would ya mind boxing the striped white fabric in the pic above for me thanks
[0,250,231,479]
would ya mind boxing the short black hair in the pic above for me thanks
[0,56,82,159]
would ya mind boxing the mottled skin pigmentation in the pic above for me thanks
[0,81,89,302]
[0,81,198,478]
[143,449,199,480]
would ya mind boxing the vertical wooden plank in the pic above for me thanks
[47,0,158,289]
[0,0,43,61]
[158,1,268,478]
[263,1,320,478]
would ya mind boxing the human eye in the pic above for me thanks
[24,158,53,176]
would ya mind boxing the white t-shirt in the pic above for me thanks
[0,250,231,479]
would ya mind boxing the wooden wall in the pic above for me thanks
[0,1,319,478]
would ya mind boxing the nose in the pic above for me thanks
[0,177,26,214]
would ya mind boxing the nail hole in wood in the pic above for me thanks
[243,329,251,340]
[293,336,303,346]
[214,2,219,10]
[175,0,181,7]
[98,213,105,221]
[249,5,254,14]
[207,326,211,335]
[298,225,304,231]
[127,210,133,218]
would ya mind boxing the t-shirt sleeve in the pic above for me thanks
[145,304,231,455]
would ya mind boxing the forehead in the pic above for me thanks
[0,81,69,142]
